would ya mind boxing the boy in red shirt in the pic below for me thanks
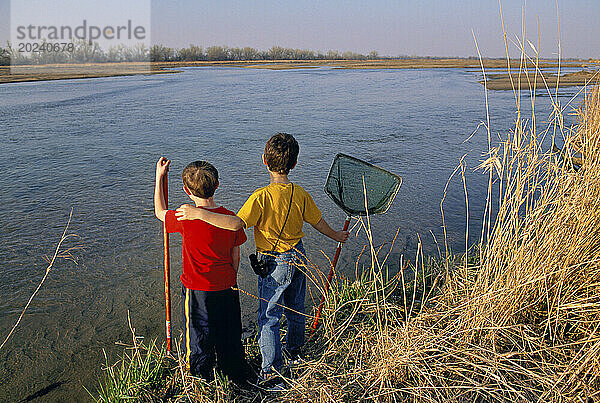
[154,157,248,382]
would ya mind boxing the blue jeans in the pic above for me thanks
[257,240,307,373]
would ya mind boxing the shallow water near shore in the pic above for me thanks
[0,66,583,401]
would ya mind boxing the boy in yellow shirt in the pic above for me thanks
[175,133,348,384]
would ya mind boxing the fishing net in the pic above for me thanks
[325,153,402,216]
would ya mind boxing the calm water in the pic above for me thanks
[0,67,582,401]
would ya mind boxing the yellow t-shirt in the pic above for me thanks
[237,182,322,253]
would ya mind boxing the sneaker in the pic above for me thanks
[257,370,287,392]
[283,348,302,365]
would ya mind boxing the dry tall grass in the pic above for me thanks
[283,85,600,401]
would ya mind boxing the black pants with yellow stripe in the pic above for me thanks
[181,285,246,381]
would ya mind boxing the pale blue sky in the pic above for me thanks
[1,0,599,58]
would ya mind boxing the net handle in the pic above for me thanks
[310,215,351,333]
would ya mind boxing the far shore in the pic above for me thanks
[1,59,599,89]
[481,69,599,90]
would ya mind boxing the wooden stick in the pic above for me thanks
[162,174,172,352]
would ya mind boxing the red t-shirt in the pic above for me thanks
[165,207,247,291]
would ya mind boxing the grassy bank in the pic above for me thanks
[94,82,600,401]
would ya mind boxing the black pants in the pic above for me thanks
[181,285,246,381]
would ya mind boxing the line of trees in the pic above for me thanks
[2,41,149,66]
[150,45,380,62]
[1,41,384,66]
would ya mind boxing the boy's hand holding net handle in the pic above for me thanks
[311,216,351,333]
[162,173,172,353]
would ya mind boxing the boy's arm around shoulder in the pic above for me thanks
[175,189,262,231]
[154,157,170,222]
[175,205,245,230]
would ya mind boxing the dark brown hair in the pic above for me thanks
[182,161,219,198]
[264,132,299,174]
